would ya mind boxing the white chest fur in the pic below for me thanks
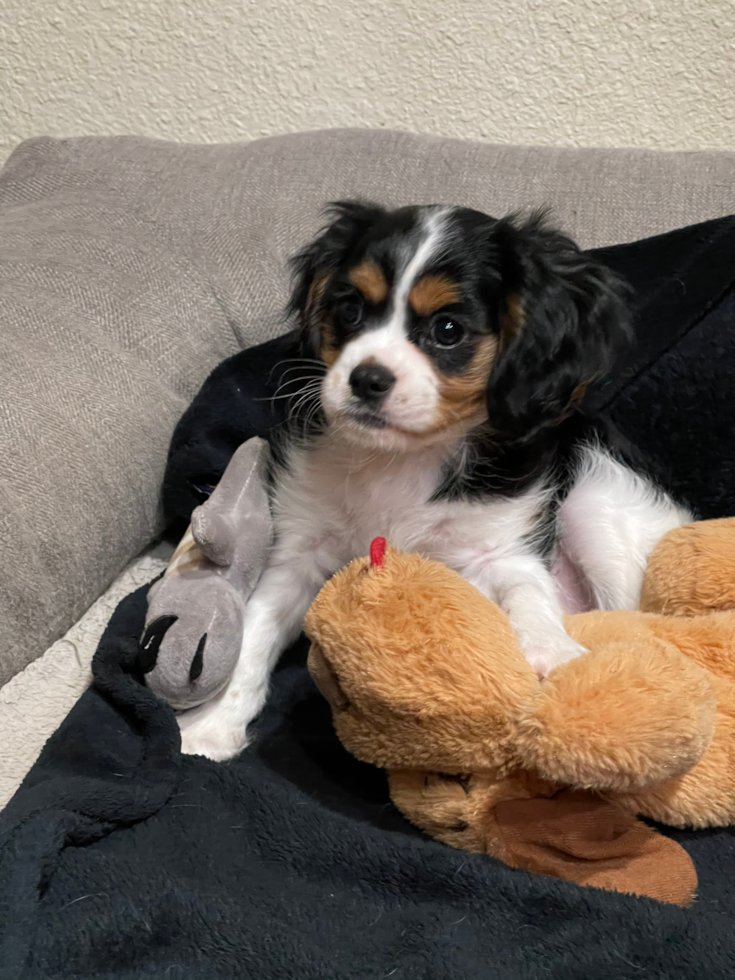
[272,437,548,580]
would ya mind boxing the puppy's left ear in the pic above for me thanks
[287,200,386,359]
[486,212,632,443]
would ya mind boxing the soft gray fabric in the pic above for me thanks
[145,437,272,710]
[1,128,735,683]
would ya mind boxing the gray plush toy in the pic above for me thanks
[140,436,272,709]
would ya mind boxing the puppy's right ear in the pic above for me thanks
[288,201,386,358]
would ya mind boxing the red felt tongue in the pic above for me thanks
[370,537,387,567]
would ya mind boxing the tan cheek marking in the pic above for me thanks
[571,382,588,404]
[432,336,498,430]
[557,381,589,419]
[349,261,388,305]
[500,293,525,349]
[304,272,339,367]
[306,272,330,313]
[319,321,339,367]
[409,276,461,317]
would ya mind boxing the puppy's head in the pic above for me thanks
[289,202,630,451]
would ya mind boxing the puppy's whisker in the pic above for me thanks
[288,380,322,405]
[257,375,324,404]
[298,403,322,435]
[254,387,315,403]
[283,378,323,396]
[289,397,319,426]
[273,370,326,393]
[288,385,324,433]
[275,364,327,382]
[267,357,327,382]
[274,357,327,367]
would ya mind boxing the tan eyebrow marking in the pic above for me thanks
[348,261,388,305]
[408,275,462,317]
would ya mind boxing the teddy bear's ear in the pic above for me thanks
[493,789,697,906]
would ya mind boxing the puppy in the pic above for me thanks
[178,202,690,760]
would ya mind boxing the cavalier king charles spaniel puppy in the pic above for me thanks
[178,202,690,760]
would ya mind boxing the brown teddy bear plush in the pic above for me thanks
[304,521,735,907]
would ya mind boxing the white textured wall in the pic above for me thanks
[3,0,735,163]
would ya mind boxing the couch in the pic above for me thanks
[2,128,735,807]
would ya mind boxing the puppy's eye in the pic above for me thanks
[431,316,464,348]
[337,296,363,327]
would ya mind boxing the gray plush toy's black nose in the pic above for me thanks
[139,615,178,672]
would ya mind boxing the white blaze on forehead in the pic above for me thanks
[322,208,454,438]
[391,207,451,327]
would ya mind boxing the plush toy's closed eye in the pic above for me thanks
[308,642,350,712]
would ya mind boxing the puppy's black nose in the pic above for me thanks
[349,362,396,403]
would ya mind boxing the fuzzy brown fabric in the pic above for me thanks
[306,519,735,905]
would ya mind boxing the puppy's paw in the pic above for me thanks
[523,636,587,681]
[177,695,252,761]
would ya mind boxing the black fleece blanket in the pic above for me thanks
[3,217,735,980]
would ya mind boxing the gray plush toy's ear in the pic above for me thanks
[141,437,273,710]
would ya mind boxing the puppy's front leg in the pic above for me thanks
[178,554,328,761]
[465,553,586,679]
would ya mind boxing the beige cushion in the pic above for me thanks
[0,549,170,808]
[1,129,735,684]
